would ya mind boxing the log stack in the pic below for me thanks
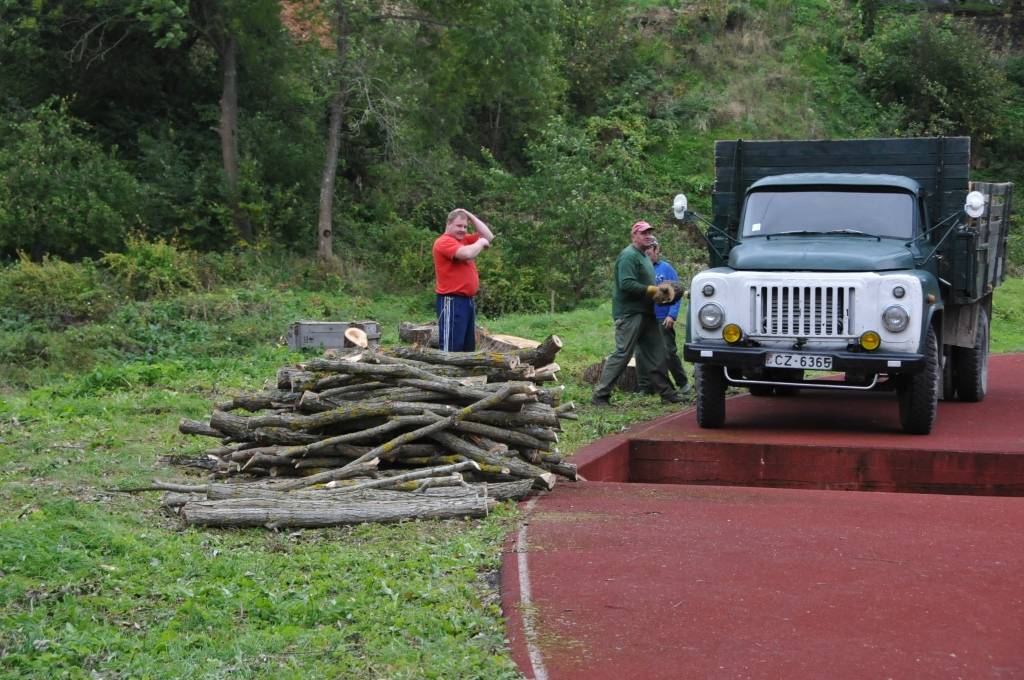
[165,335,573,529]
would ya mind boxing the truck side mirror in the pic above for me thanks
[964,191,986,219]
[673,193,689,220]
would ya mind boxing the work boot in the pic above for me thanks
[591,394,612,407]
[678,383,693,397]
[660,391,685,404]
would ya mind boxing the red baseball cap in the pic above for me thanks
[631,220,653,235]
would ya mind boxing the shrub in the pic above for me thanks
[860,14,1007,141]
[0,254,117,325]
[0,100,144,260]
[101,234,200,300]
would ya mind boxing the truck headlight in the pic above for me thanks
[698,303,724,330]
[882,305,909,333]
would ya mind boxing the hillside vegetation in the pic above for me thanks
[2,1,1024,677]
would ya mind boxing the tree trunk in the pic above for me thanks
[180,495,496,528]
[317,1,350,260]
[398,321,439,347]
[218,33,252,243]
[382,346,521,370]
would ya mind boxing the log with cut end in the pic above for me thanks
[517,334,563,368]
[180,495,497,528]
[216,390,301,412]
[179,418,222,438]
[398,321,438,347]
[542,460,578,481]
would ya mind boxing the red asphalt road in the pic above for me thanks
[502,354,1024,679]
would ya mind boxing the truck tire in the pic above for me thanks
[898,326,939,435]
[695,364,726,428]
[941,347,957,401]
[954,308,989,402]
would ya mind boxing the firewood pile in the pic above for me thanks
[159,335,573,529]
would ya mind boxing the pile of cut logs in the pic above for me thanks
[159,335,573,529]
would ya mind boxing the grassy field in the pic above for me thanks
[2,277,1022,678]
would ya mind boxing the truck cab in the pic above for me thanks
[679,138,1012,434]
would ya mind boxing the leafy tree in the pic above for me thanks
[411,0,565,165]
[557,0,635,117]
[860,13,1008,142]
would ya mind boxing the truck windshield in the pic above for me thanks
[741,190,915,239]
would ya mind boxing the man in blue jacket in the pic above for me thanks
[645,238,690,394]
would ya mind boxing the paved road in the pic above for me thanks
[503,354,1024,679]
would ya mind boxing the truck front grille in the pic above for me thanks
[751,285,854,337]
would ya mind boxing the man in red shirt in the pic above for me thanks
[432,208,495,351]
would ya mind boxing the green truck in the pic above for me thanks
[677,137,1013,434]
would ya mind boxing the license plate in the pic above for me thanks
[765,352,833,370]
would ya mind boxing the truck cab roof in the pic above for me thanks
[749,173,921,195]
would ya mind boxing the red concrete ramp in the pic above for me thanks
[502,354,1024,678]
[574,353,1024,495]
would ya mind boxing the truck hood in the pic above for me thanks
[728,237,915,271]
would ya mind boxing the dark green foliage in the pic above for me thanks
[860,14,1008,141]
[0,0,1021,296]
[411,0,566,166]
[0,101,144,260]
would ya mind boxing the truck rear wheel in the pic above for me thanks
[954,308,989,402]
[695,364,726,428]
[898,326,939,435]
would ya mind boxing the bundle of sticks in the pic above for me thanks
[163,335,572,529]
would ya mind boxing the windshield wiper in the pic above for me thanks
[826,228,881,241]
[764,230,825,239]
[765,229,882,241]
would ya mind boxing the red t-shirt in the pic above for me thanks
[433,232,481,296]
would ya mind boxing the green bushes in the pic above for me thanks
[101,234,201,299]
[0,255,115,326]
[860,14,1007,141]
[0,101,144,261]
[0,237,209,328]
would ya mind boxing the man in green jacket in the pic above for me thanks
[592,220,684,406]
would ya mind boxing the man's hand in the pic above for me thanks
[663,316,675,330]
[651,282,678,305]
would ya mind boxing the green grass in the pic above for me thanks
[992,277,1024,353]
[0,350,520,678]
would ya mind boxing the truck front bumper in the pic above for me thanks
[683,342,926,374]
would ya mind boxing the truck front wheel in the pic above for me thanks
[954,308,989,402]
[898,326,939,435]
[696,364,726,428]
